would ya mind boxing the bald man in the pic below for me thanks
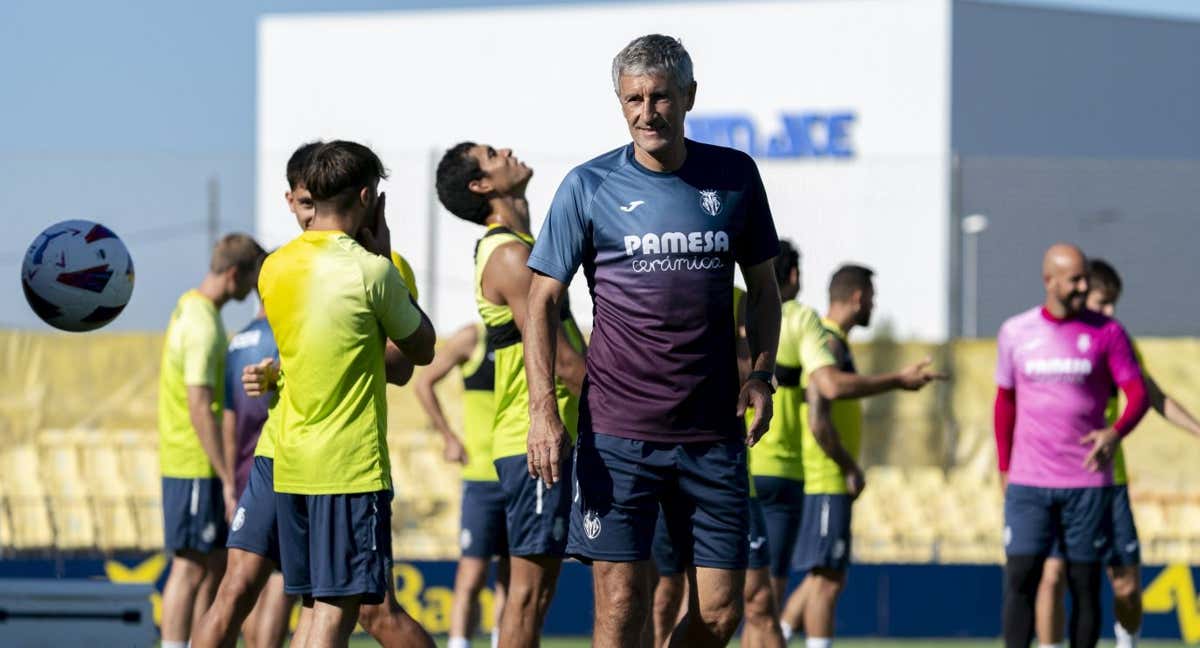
[994,243,1150,648]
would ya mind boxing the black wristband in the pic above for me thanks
[748,370,776,393]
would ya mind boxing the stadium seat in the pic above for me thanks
[8,496,55,550]
[0,495,13,550]
[49,497,98,551]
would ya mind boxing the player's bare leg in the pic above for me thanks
[1109,564,1143,646]
[304,595,361,648]
[357,579,436,648]
[669,566,745,648]
[498,554,561,648]
[244,573,294,648]
[779,576,810,639]
[493,557,510,644]
[591,560,653,648]
[162,550,212,646]
[743,566,784,648]
[1035,557,1067,645]
[651,573,685,648]
[191,550,228,638]
[192,547,274,647]
[801,568,846,645]
[450,556,496,645]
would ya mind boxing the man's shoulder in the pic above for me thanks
[563,144,631,194]
[999,306,1043,336]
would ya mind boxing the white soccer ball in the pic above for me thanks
[21,220,135,332]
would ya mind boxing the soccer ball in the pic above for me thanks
[21,220,135,332]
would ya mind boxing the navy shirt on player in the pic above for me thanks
[529,140,779,443]
[224,317,277,496]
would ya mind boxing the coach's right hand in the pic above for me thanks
[243,358,279,397]
[528,410,568,487]
[845,465,866,500]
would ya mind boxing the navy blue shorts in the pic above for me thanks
[569,432,749,570]
[460,480,509,559]
[276,490,393,603]
[1004,484,1114,563]
[1046,485,1139,566]
[747,497,770,571]
[494,454,572,558]
[162,476,229,554]
[754,476,806,577]
[226,457,280,565]
[793,493,852,572]
[653,497,768,574]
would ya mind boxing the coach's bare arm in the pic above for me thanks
[187,385,236,519]
[525,272,586,486]
[739,258,782,446]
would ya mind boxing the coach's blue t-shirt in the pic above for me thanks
[224,316,277,495]
[528,140,779,443]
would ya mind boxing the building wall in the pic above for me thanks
[952,1,1200,336]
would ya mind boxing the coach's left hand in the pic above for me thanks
[739,378,774,447]
[1081,427,1120,471]
[529,410,568,487]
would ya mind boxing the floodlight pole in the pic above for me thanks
[961,213,989,338]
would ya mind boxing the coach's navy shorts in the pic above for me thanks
[226,457,280,564]
[494,454,572,558]
[276,490,393,604]
[793,493,852,572]
[162,476,229,554]
[460,480,509,559]
[1005,484,1113,563]
[747,497,771,571]
[1046,485,1139,566]
[754,476,806,577]
[569,432,749,570]
[652,505,685,576]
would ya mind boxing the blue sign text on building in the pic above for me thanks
[687,111,856,159]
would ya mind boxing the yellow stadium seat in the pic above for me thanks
[2,444,46,497]
[121,445,161,499]
[81,444,133,498]
[132,498,164,551]
[906,466,946,496]
[41,445,89,499]
[0,496,13,550]
[93,497,140,552]
[49,496,97,551]
[9,496,55,550]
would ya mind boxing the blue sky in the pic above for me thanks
[2,0,1198,332]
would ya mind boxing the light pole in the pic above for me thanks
[961,213,989,338]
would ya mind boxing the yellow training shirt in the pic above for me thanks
[259,231,422,494]
[158,290,226,478]
[801,318,863,494]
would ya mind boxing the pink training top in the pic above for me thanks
[995,306,1142,488]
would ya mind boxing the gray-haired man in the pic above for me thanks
[524,34,782,647]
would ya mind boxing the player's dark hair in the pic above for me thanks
[435,142,490,225]
[301,140,389,213]
[211,233,266,277]
[1088,258,1123,299]
[286,141,323,190]
[774,239,800,287]
[829,263,874,303]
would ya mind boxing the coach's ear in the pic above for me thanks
[684,81,697,112]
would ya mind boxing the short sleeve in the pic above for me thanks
[528,170,589,284]
[733,158,780,268]
[798,309,836,376]
[182,305,221,388]
[995,323,1015,389]
[1104,321,1143,386]
[364,256,422,341]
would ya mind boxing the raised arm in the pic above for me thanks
[739,259,781,446]
[413,324,478,465]
[808,357,946,401]
[1145,374,1200,438]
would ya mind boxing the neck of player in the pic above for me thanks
[1043,297,1074,321]
[487,195,531,235]
[198,272,230,309]
[635,139,687,173]
[826,304,856,335]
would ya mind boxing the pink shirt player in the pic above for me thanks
[995,307,1143,489]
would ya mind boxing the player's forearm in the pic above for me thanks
[414,381,457,439]
[745,278,781,375]
[1163,394,1200,437]
[385,341,415,386]
[396,312,437,366]
[994,387,1017,473]
[1114,377,1150,438]
[188,392,231,484]
[554,332,585,397]
[807,383,856,473]
[823,369,902,400]
[525,290,562,418]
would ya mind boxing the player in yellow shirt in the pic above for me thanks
[436,142,585,648]
[1034,258,1200,648]
[414,322,509,648]
[779,264,946,648]
[259,141,436,647]
[159,233,265,648]
[194,143,434,648]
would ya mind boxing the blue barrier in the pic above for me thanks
[0,557,1195,641]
